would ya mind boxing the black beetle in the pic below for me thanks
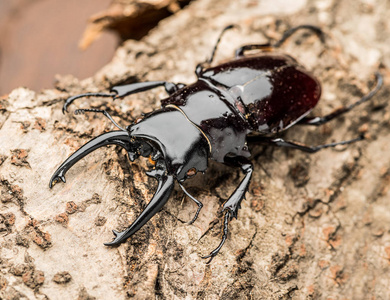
[50,25,382,263]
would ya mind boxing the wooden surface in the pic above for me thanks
[1,0,390,299]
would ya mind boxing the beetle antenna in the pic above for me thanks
[207,24,240,65]
[75,108,126,131]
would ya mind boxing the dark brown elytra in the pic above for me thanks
[49,25,383,263]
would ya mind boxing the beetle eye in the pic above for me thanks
[186,168,197,177]
[134,117,143,124]
[148,155,156,165]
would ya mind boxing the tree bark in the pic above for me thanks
[1,0,390,299]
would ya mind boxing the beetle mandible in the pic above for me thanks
[50,25,382,263]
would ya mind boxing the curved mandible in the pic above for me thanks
[49,130,131,188]
[104,174,174,246]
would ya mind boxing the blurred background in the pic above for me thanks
[0,0,118,95]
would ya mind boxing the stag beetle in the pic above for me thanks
[50,25,382,263]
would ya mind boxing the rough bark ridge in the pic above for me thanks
[1,0,390,299]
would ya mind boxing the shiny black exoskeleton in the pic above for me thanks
[49,25,382,263]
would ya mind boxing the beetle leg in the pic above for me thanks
[235,25,325,57]
[178,183,203,224]
[248,135,365,153]
[202,156,253,263]
[111,81,185,98]
[63,92,116,114]
[201,212,230,264]
[49,131,132,188]
[75,108,126,131]
[221,157,253,218]
[196,24,239,75]
[105,165,174,246]
[298,72,383,126]
[206,25,239,65]
[63,81,185,113]
[273,25,325,47]
[235,43,274,57]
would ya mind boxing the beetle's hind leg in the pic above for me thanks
[298,72,383,126]
[202,157,253,263]
[249,136,365,154]
[235,25,325,57]
[273,25,325,47]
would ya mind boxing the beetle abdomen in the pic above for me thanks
[243,64,321,133]
[201,54,321,133]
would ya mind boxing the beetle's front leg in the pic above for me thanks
[63,81,186,113]
[202,156,253,263]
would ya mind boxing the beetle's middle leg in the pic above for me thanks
[202,156,253,263]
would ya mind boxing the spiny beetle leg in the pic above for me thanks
[202,156,253,263]
[222,157,253,219]
[248,135,365,153]
[63,93,115,114]
[179,183,203,224]
[111,81,185,98]
[63,81,186,113]
[235,24,325,57]
[74,108,125,131]
[298,72,383,126]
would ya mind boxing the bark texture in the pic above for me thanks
[1,0,390,299]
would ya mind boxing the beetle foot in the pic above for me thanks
[201,212,230,264]
[201,252,218,264]
[49,172,66,188]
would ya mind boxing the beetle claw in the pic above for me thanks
[49,173,66,188]
[201,253,216,264]
[104,230,128,246]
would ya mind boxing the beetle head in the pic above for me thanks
[126,108,209,182]
[104,108,209,246]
